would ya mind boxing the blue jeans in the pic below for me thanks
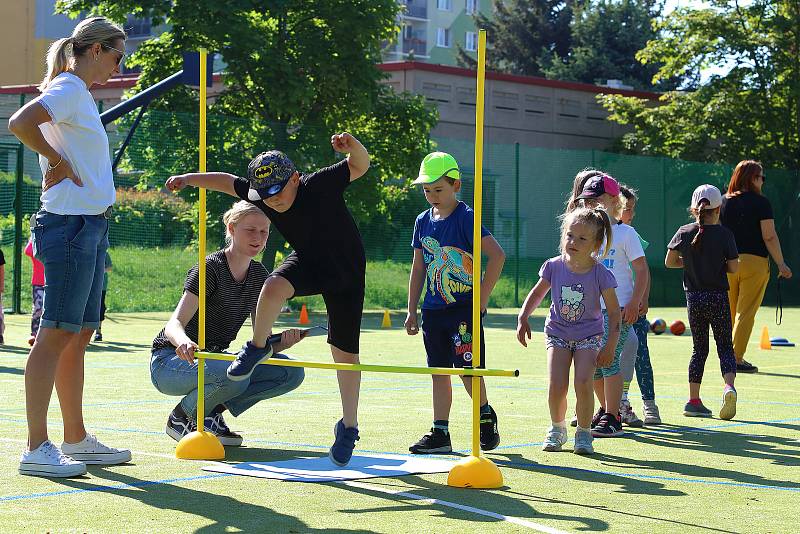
[31,210,109,332]
[150,348,305,417]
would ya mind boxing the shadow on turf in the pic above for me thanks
[627,423,800,472]
[756,371,800,380]
[56,466,375,534]
[85,340,150,354]
[335,473,607,531]
[0,365,24,375]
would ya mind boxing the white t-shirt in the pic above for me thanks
[599,222,645,308]
[37,72,115,215]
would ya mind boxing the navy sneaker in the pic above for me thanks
[683,401,713,417]
[227,341,273,381]
[329,419,360,466]
[205,407,243,447]
[166,403,196,442]
[479,405,500,451]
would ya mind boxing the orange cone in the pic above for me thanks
[299,304,310,325]
[760,326,771,350]
[381,310,392,329]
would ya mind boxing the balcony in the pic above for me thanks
[401,2,428,19]
[403,39,427,56]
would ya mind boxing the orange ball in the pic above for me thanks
[670,320,686,335]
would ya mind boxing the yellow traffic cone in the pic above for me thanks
[381,310,392,329]
[760,326,771,350]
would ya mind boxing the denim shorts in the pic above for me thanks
[31,210,109,333]
[545,334,603,352]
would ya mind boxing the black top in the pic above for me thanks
[152,250,268,353]
[233,159,366,291]
[0,249,4,266]
[668,223,739,291]
[720,192,773,257]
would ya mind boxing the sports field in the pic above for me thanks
[0,306,797,533]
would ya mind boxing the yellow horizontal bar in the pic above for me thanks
[198,352,519,378]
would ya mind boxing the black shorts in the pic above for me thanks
[421,306,486,369]
[272,252,364,354]
[100,290,107,321]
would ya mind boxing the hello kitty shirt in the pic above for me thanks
[539,256,617,341]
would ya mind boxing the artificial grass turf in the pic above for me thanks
[0,307,797,533]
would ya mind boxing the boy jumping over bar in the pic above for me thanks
[166,132,369,466]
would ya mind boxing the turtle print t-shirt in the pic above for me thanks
[539,255,617,341]
[412,201,490,310]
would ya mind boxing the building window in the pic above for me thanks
[437,0,452,11]
[465,31,477,51]
[436,28,451,48]
[466,0,479,14]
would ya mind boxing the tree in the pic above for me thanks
[57,0,439,261]
[599,0,800,169]
[457,0,575,76]
[541,0,677,90]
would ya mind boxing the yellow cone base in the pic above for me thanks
[175,431,225,460]
[446,455,503,488]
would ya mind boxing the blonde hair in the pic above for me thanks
[39,16,126,91]
[223,201,270,246]
[559,207,614,259]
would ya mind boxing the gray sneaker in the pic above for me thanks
[620,399,644,427]
[542,426,568,452]
[573,428,594,455]
[683,401,712,417]
[642,399,662,425]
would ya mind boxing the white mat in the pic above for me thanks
[202,453,455,482]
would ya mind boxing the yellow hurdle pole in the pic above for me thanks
[471,29,487,458]
[198,352,519,377]
[196,48,208,432]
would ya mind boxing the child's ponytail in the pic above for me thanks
[690,199,710,250]
[595,208,613,259]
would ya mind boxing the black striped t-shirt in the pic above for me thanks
[152,250,268,353]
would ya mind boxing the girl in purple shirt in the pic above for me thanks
[517,208,621,455]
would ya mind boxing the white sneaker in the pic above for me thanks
[19,440,87,478]
[542,426,568,452]
[61,434,132,465]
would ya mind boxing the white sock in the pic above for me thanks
[554,420,567,429]
[576,425,590,433]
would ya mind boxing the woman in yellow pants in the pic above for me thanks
[721,161,792,373]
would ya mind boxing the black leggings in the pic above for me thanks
[686,291,737,384]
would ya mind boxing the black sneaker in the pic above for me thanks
[591,413,624,437]
[227,341,273,381]
[165,403,196,442]
[736,360,758,373]
[479,405,500,451]
[683,401,713,417]
[204,407,243,447]
[409,428,452,454]
[94,332,103,342]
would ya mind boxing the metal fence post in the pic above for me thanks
[514,142,520,307]
[12,93,26,314]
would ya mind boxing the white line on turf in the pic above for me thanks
[340,480,570,534]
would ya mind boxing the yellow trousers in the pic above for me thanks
[727,254,770,361]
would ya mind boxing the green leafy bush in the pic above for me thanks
[109,188,194,247]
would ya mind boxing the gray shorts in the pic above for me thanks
[545,334,603,352]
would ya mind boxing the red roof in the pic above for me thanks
[2,63,660,100]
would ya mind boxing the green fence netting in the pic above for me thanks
[1,94,798,317]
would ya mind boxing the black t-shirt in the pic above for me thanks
[152,250,268,353]
[668,223,738,291]
[720,192,773,257]
[0,249,4,266]
[233,159,366,290]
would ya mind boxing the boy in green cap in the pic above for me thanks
[404,152,506,453]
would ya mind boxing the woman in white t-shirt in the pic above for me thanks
[9,16,131,478]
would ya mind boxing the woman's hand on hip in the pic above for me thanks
[778,263,792,279]
[43,158,82,191]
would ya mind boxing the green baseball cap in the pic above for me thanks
[413,152,461,184]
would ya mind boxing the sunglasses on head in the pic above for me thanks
[102,44,125,66]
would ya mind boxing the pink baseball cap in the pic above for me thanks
[576,174,620,199]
